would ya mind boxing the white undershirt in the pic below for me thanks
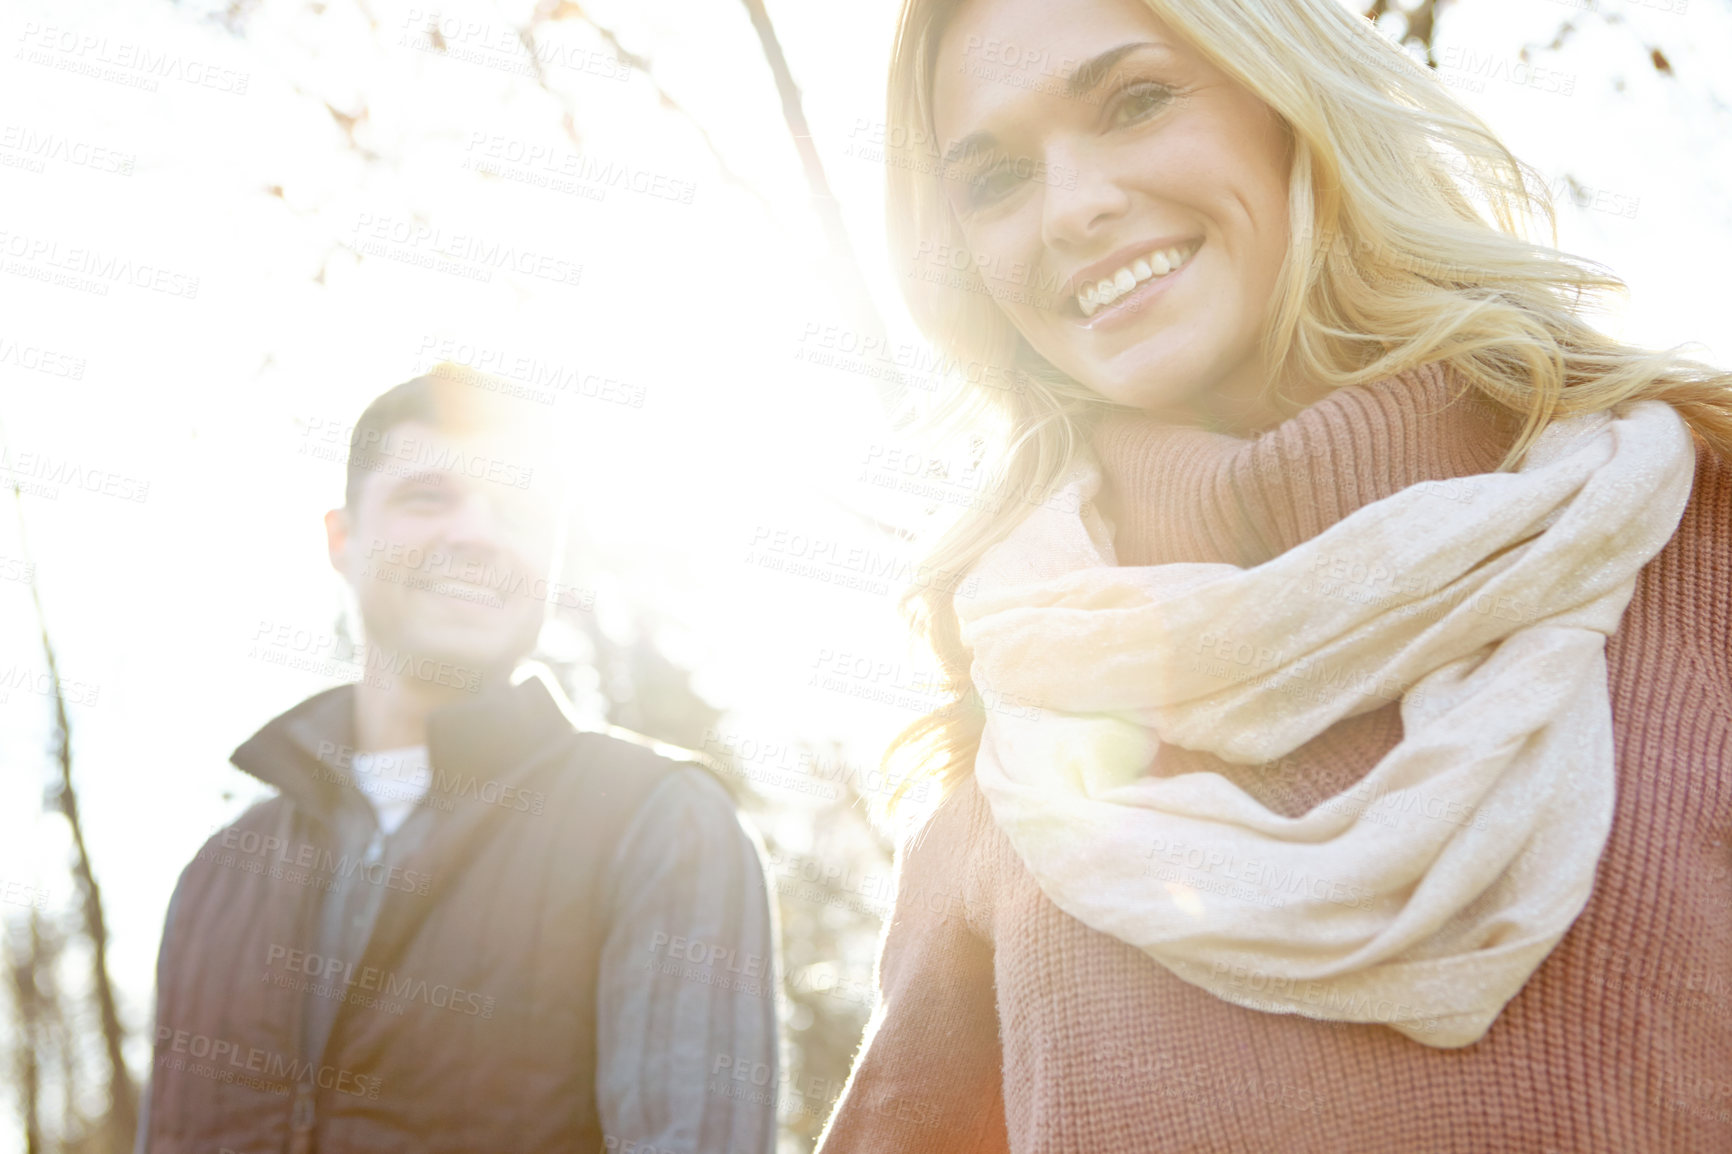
[348,745,432,836]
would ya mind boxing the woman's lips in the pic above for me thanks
[1072,239,1202,331]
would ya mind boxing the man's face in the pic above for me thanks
[325,419,562,680]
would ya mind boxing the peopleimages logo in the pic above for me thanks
[0,335,86,378]
[153,1026,381,1098]
[0,879,50,910]
[358,539,595,613]
[346,213,583,287]
[315,419,536,490]
[0,443,149,502]
[15,22,251,94]
[314,740,549,815]
[0,228,199,299]
[264,944,497,1018]
[200,827,433,896]
[248,620,484,693]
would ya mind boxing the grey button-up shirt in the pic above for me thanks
[595,766,781,1154]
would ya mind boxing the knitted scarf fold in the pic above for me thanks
[957,399,1696,1047]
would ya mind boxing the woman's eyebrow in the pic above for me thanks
[941,40,1173,165]
[1065,41,1170,98]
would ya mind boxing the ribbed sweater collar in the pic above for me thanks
[1089,362,1523,568]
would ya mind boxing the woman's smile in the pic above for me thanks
[1070,236,1203,325]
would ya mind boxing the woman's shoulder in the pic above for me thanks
[1659,428,1732,561]
[903,771,990,864]
[895,771,1000,938]
[1633,429,1732,689]
[1687,429,1732,501]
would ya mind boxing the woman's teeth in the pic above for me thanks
[1077,242,1200,317]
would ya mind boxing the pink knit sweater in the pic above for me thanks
[815,363,1732,1153]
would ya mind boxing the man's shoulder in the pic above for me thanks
[582,735,770,904]
[545,729,763,896]
[188,795,295,858]
[161,794,297,933]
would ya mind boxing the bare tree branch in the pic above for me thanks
[737,0,916,434]
[535,0,775,217]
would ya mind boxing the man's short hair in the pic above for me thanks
[344,363,553,510]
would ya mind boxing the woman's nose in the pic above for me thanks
[1039,142,1131,250]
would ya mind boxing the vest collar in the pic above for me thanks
[230,664,581,818]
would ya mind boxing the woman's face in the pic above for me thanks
[930,0,1294,426]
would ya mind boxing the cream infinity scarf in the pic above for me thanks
[957,399,1696,1047]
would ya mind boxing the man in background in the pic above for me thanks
[137,365,778,1153]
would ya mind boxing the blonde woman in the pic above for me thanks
[814,0,1732,1150]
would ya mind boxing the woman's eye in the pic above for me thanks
[966,161,1023,209]
[1111,81,1176,127]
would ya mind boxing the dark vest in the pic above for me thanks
[143,669,687,1153]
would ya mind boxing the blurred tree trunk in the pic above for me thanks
[5,909,84,1154]
[47,722,136,1153]
[9,477,136,1152]
[4,913,46,1154]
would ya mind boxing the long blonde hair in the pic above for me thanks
[877,0,1732,814]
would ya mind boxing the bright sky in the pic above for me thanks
[0,0,1728,1144]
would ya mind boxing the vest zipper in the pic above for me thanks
[287,813,388,1153]
[287,803,319,1154]
[288,1082,316,1154]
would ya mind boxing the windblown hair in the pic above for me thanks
[877,0,1732,814]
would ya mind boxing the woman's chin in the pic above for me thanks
[1071,356,1212,416]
